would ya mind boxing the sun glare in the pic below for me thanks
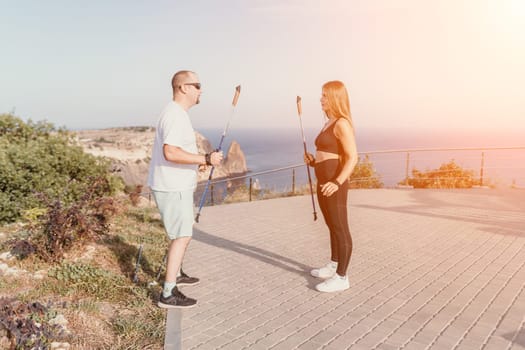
[498,0,525,25]
[509,0,525,14]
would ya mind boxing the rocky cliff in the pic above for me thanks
[76,127,247,187]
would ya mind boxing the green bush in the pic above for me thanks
[402,160,478,188]
[0,114,123,224]
[349,155,383,189]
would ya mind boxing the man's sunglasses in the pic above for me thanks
[183,83,201,90]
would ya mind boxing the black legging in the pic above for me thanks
[315,159,352,276]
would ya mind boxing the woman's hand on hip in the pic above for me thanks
[320,181,339,197]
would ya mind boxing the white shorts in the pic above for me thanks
[152,190,194,239]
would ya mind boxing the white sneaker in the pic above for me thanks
[315,274,349,292]
[310,262,337,278]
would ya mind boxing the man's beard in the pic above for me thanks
[195,96,200,104]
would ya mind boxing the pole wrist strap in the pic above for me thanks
[205,152,212,166]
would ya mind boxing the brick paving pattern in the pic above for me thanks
[164,189,525,350]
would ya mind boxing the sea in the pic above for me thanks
[198,127,525,190]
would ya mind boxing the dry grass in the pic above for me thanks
[0,197,168,349]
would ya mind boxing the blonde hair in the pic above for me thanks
[322,80,352,126]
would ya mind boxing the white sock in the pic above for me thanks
[163,281,176,298]
[330,261,338,269]
[336,274,347,280]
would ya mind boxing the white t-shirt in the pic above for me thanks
[147,101,198,192]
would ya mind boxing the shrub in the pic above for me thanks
[223,184,250,203]
[11,177,120,262]
[0,297,68,348]
[124,184,144,206]
[0,114,123,224]
[349,155,383,189]
[402,160,478,188]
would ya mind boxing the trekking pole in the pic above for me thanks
[195,85,241,222]
[155,251,168,283]
[132,244,143,284]
[296,96,318,221]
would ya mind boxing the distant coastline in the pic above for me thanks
[74,126,525,189]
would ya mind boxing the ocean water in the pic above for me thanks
[198,128,525,189]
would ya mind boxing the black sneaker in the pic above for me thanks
[176,269,200,286]
[158,287,197,309]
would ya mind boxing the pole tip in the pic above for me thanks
[232,85,241,106]
[296,96,302,116]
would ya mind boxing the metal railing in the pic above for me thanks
[193,163,306,206]
[193,146,525,206]
[139,146,525,207]
[362,146,525,187]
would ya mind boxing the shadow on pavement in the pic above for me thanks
[502,329,525,348]
[193,228,320,289]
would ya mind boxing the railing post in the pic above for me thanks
[249,178,253,202]
[210,184,214,206]
[292,169,296,194]
[479,151,485,186]
[405,152,410,185]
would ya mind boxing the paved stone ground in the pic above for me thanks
[164,188,525,350]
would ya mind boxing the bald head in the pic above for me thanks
[171,70,196,94]
[170,70,202,109]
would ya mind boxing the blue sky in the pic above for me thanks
[1,0,524,133]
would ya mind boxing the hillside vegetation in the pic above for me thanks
[0,114,122,224]
[0,114,167,349]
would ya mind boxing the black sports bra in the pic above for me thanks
[315,120,340,154]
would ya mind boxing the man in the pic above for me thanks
[148,70,223,308]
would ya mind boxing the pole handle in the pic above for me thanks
[232,85,241,107]
[296,96,302,116]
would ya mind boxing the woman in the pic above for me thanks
[305,80,358,292]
